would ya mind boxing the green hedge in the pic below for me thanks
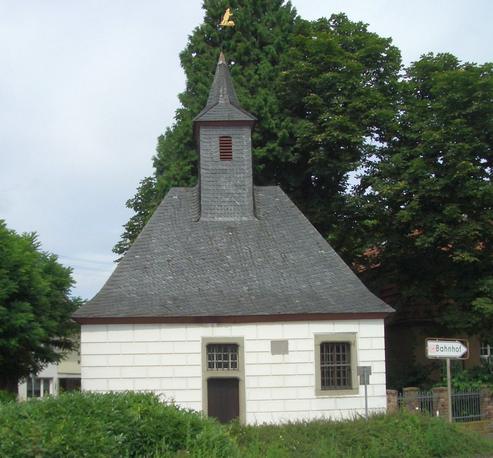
[0,389,16,404]
[232,411,493,458]
[1,392,491,457]
[0,392,237,457]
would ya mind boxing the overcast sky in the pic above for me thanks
[1,0,492,300]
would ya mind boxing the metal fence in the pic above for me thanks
[398,391,436,416]
[452,390,482,422]
[397,390,482,422]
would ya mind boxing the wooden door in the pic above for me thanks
[207,378,239,423]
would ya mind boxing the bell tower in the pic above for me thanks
[193,53,256,221]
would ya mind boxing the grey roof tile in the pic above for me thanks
[73,186,393,318]
[73,52,393,320]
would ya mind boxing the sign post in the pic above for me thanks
[357,366,372,420]
[446,358,452,423]
[426,338,469,422]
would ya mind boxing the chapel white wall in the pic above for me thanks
[81,320,386,424]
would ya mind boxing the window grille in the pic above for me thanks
[219,136,233,161]
[207,343,238,370]
[320,342,351,389]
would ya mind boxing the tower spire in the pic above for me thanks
[194,53,255,124]
[193,53,256,221]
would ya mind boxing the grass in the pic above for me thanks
[0,392,492,457]
[231,411,493,458]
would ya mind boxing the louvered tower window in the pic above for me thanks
[219,136,233,161]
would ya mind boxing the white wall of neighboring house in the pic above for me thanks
[18,349,81,400]
[81,319,387,424]
[58,349,81,375]
[18,364,58,400]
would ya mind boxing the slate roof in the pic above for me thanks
[193,52,256,123]
[73,52,392,321]
[73,186,393,319]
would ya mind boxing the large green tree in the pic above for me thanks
[113,0,299,256]
[276,15,400,256]
[0,220,79,392]
[358,54,493,339]
[112,1,492,364]
[113,1,401,259]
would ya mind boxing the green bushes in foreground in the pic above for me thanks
[0,392,491,457]
[0,389,16,404]
[233,412,493,458]
[0,392,236,457]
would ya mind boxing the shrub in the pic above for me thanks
[0,392,238,458]
[0,389,16,404]
[232,411,493,458]
[1,393,491,457]
[451,364,493,391]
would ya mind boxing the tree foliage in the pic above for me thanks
[0,220,79,391]
[358,54,493,338]
[113,1,401,259]
[114,0,299,255]
[276,15,400,256]
[113,1,493,340]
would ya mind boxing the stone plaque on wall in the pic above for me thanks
[271,340,289,355]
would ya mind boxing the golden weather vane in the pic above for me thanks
[220,7,235,28]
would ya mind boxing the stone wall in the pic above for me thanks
[480,387,493,420]
[387,386,493,421]
[386,389,398,414]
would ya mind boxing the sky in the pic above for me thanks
[1,0,492,300]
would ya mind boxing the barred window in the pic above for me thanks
[219,136,233,161]
[207,343,238,370]
[320,342,352,390]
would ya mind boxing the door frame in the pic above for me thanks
[202,336,246,424]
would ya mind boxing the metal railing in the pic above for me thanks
[451,390,482,422]
[397,389,483,422]
[398,390,436,416]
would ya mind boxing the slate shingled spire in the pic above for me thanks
[194,52,256,123]
[194,53,257,221]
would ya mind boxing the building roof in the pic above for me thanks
[73,52,392,323]
[73,186,393,321]
[193,52,256,123]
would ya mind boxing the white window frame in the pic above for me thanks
[27,376,53,398]
[480,342,492,361]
